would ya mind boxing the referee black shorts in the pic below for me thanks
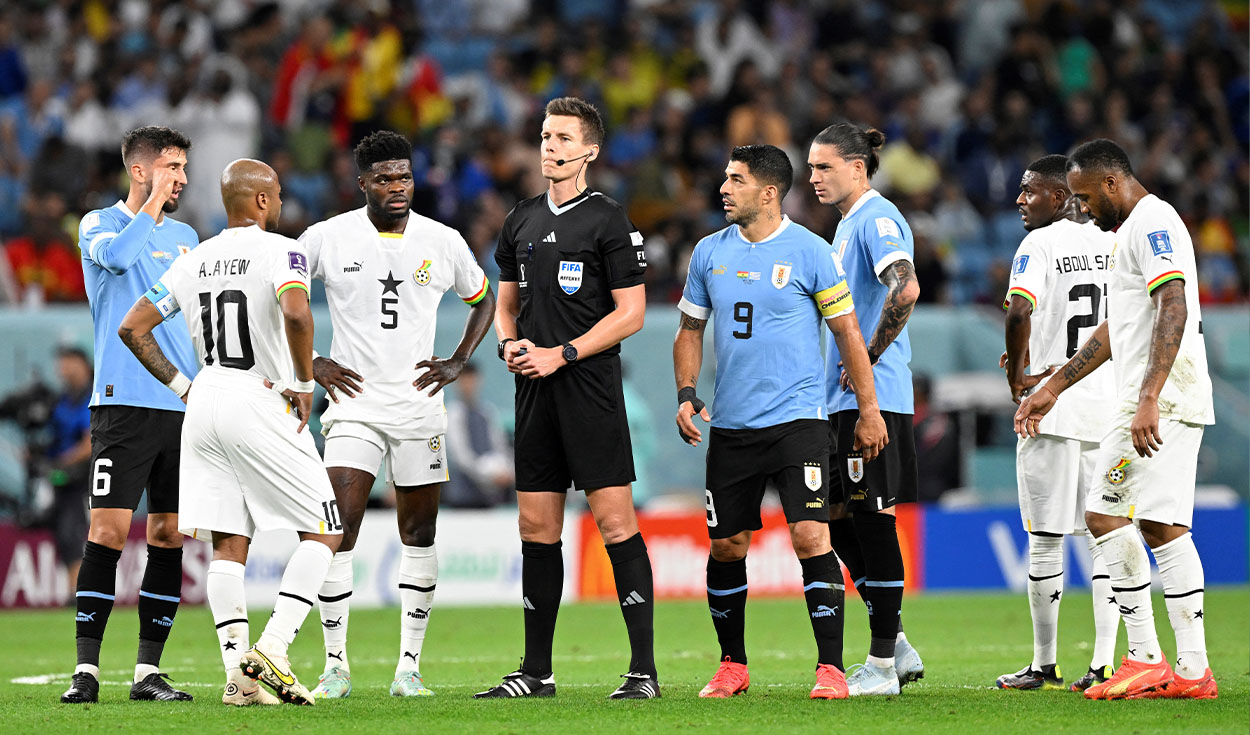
[88,405,183,514]
[704,419,832,539]
[513,355,635,492]
[829,409,917,512]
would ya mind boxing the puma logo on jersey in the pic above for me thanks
[343,261,363,273]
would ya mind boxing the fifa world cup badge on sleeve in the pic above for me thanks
[558,261,583,294]
[804,462,822,491]
[1147,231,1173,256]
[848,455,864,484]
[1013,254,1029,274]
[288,251,308,277]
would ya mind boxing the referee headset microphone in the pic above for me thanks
[556,149,595,195]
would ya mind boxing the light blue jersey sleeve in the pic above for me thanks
[678,241,712,319]
[860,210,913,279]
[811,242,854,319]
[78,208,158,275]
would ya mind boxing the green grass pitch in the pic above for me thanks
[4,588,1247,734]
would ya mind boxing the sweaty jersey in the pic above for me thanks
[146,225,310,386]
[680,216,854,430]
[1004,218,1116,442]
[495,189,647,357]
[80,200,200,410]
[302,207,489,439]
[1108,194,1213,425]
[825,190,914,414]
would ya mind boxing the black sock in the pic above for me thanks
[520,540,563,677]
[605,533,656,678]
[75,541,122,668]
[137,545,183,667]
[854,512,904,660]
[828,517,865,598]
[706,556,748,664]
[799,551,844,669]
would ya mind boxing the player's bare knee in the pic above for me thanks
[709,534,748,562]
[399,522,436,547]
[1085,511,1123,538]
[87,521,128,550]
[518,513,562,544]
[788,522,829,559]
[146,516,183,548]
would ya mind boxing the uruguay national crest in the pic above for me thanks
[772,262,792,289]
[804,462,822,491]
[1106,458,1130,485]
[847,455,864,484]
[558,260,583,294]
[414,259,432,286]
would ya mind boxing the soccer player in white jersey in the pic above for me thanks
[300,131,495,698]
[118,159,342,706]
[1017,139,1217,700]
[995,155,1121,692]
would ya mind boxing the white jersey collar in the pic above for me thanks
[735,214,791,244]
[842,188,881,219]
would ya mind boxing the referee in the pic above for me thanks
[476,97,657,701]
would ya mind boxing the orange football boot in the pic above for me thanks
[810,664,849,700]
[1157,668,1218,699]
[1084,656,1173,700]
[699,657,749,698]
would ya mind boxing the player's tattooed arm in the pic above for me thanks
[118,326,179,384]
[673,312,709,445]
[679,313,706,331]
[1055,320,1112,392]
[1139,280,1187,403]
[866,260,920,359]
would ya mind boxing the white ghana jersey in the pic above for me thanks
[147,225,310,385]
[1107,194,1213,425]
[302,207,489,438]
[1004,218,1116,442]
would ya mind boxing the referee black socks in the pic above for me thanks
[799,551,844,670]
[606,533,656,678]
[75,541,122,669]
[706,556,748,665]
[853,512,905,660]
[137,544,183,668]
[520,540,563,677]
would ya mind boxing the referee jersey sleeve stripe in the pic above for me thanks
[678,296,711,320]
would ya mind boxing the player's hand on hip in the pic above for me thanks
[852,410,888,462]
[313,356,363,403]
[676,400,710,447]
[263,379,313,433]
[516,345,564,379]
[1009,366,1055,404]
[1013,384,1058,438]
[414,355,465,396]
[504,339,534,375]
[1130,398,1163,458]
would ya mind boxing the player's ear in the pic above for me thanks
[357,176,365,193]
[1103,174,1118,194]
[588,145,599,162]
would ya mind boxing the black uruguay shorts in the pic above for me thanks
[88,405,183,514]
[513,355,635,492]
[704,419,832,539]
[829,409,917,511]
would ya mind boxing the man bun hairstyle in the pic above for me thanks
[121,126,191,166]
[544,96,605,147]
[729,144,794,200]
[354,130,412,173]
[1067,138,1135,178]
[813,123,886,177]
[1026,154,1071,188]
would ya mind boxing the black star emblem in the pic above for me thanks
[1194,609,1203,619]
[223,641,237,651]
[1049,590,1062,603]
[379,271,402,295]
[1107,596,1117,605]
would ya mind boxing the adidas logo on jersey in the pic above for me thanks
[543,231,557,243]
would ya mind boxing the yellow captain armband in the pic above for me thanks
[815,281,853,317]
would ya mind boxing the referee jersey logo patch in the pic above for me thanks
[558,261,583,294]
[804,462,822,491]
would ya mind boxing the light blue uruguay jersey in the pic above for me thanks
[79,200,200,410]
[825,190,914,414]
[680,216,854,430]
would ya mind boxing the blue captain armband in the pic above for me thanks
[144,281,180,320]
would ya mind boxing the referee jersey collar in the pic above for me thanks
[547,188,596,216]
[842,188,881,220]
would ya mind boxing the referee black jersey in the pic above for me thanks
[495,189,647,357]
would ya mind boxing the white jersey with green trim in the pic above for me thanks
[302,207,489,438]
[147,224,310,387]
[1107,194,1213,425]
[1003,218,1116,441]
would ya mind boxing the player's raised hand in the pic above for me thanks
[852,409,888,461]
[146,165,179,208]
[676,396,710,446]
[414,355,466,396]
[313,356,363,403]
[1130,398,1163,458]
[503,339,534,375]
[1013,383,1058,438]
[264,379,313,433]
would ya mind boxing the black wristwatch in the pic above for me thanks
[562,342,578,364]
[497,338,515,361]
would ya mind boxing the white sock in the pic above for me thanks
[1027,534,1064,669]
[207,560,249,675]
[396,544,437,674]
[74,663,99,679]
[1097,524,1163,664]
[1150,532,1208,678]
[318,551,354,672]
[1086,531,1119,669]
[866,654,893,669]
[258,540,334,657]
[134,663,158,682]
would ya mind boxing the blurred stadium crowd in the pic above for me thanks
[1,0,1247,307]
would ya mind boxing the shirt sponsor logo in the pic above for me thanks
[1147,230,1173,256]
[558,261,583,294]
[771,262,792,289]
[288,251,308,276]
[1013,254,1029,274]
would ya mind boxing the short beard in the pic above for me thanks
[367,198,408,223]
[726,208,757,227]
[161,199,179,213]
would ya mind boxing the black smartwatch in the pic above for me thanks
[497,338,515,361]
[561,342,578,364]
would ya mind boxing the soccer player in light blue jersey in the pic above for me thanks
[674,144,887,701]
[62,127,200,705]
[808,124,923,696]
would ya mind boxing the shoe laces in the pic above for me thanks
[814,664,843,686]
[707,659,747,689]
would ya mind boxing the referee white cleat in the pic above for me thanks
[240,646,315,706]
[895,637,925,687]
[223,673,281,706]
[473,669,556,699]
[608,672,660,700]
[391,671,434,697]
[312,665,352,699]
[846,662,901,696]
